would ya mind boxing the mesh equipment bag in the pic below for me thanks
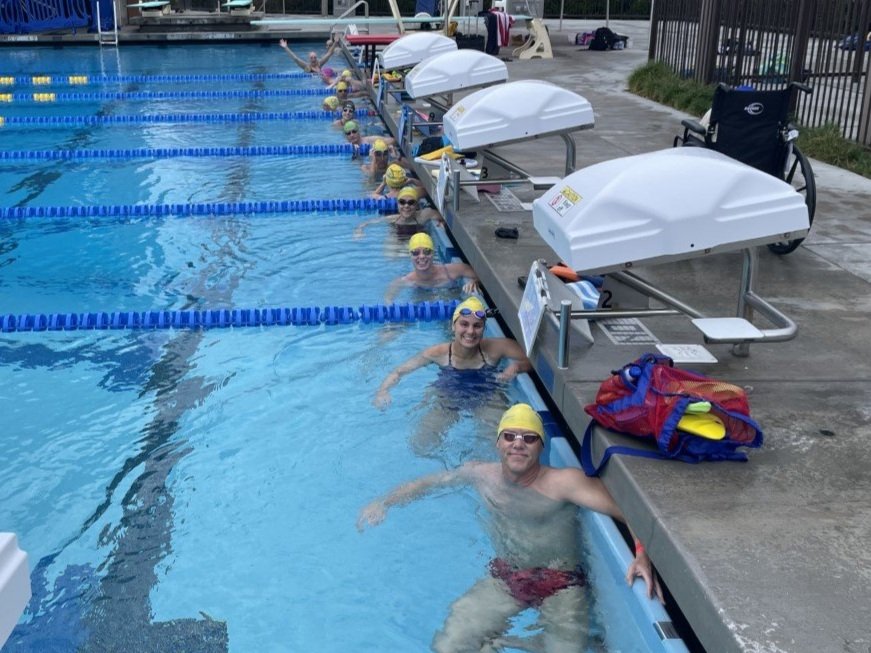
[581,353,763,476]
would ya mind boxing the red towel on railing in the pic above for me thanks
[490,9,515,47]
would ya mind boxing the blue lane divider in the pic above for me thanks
[0,72,311,87]
[0,109,371,127]
[0,197,397,220]
[0,143,372,161]
[0,301,461,332]
[4,88,344,103]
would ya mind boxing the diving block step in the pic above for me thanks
[0,533,31,649]
[691,317,764,343]
[222,0,253,13]
[528,176,561,189]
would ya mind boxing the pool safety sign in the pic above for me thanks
[548,185,581,217]
[519,261,549,356]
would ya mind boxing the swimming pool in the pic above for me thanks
[0,43,683,652]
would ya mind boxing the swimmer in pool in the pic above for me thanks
[335,100,358,129]
[278,37,339,73]
[384,233,479,303]
[343,120,394,149]
[374,297,531,453]
[371,163,420,199]
[322,95,340,113]
[358,403,663,652]
[355,186,444,240]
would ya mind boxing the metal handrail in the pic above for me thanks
[333,0,370,34]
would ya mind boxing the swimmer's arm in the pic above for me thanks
[384,276,408,304]
[446,262,479,294]
[491,339,532,381]
[353,214,389,239]
[279,39,308,69]
[371,181,388,198]
[418,207,446,227]
[554,468,664,602]
[357,463,478,530]
[318,38,339,66]
[373,349,435,408]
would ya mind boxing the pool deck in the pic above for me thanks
[3,17,870,653]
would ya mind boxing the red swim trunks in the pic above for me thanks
[489,558,586,607]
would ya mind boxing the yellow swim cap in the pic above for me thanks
[323,96,340,110]
[452,296,486,323]
[372,138,389,153]
[336,81,349,91]
[408,232,434,252]
[396,186,418,202]
[343,120,360,134]
[341,69,352,78]
[385,164,407,188]
[497,404,545,442]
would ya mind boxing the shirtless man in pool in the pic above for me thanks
[358,403,663,652]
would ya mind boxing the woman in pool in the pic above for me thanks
[278,37,338,73]
[354,186,443,240]
[384,232,479,302]
[374,296,532,455]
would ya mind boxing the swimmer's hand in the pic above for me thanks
[462,280,480,295]
[626,551,665,604]
[279,38,288,48]
[353,226,365,240]
[357,501,387,531]
[373,389,391,409]
[351,144,360,160]
[495,364,518,383]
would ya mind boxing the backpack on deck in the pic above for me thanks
[588,26,617,50]
[581,353,763,476]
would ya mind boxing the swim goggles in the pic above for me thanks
[397,198,417,206]
[346,128,358,134]
[501,431,541,444]
[456,307,487,320]
[410,247,433,257]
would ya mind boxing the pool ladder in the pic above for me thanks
[96,0,119,46]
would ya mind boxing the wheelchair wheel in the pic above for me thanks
[768,145,816,255]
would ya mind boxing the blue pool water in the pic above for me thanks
[0,44,667,652]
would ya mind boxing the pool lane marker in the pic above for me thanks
[0,301,462,332]
[0,143,372,160]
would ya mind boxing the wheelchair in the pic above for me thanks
[674,82,815,255]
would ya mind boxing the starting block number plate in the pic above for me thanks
[597,317,659,345]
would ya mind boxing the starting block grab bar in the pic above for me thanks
[522,252,798,370]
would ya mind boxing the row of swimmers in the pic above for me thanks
[278,37,663,652]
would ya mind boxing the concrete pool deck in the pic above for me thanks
[2,16,869,653]
[403,21,871,653]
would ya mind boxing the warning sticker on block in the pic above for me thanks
[597,318,660,345]
[548,185,581,217]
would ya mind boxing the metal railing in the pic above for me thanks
[649,0,871,146]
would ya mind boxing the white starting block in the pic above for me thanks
[404,49,507,99]
[127,0,170,15]
[530,147,809,358]
[0,534,30,649]
[222,0,253,13]
[379,32,457,71]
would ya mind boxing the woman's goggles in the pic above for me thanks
[456,307,486,320]
[501,431,541,445]
[397,198,417,206]
[410,247,433,257]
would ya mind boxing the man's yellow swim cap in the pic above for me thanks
[408,232,434,252]
[322,96,340,110]
[497,404,545,442]
[372,139,389,153]
[452,296,486,323]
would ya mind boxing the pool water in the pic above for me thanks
[0,44,658,653]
